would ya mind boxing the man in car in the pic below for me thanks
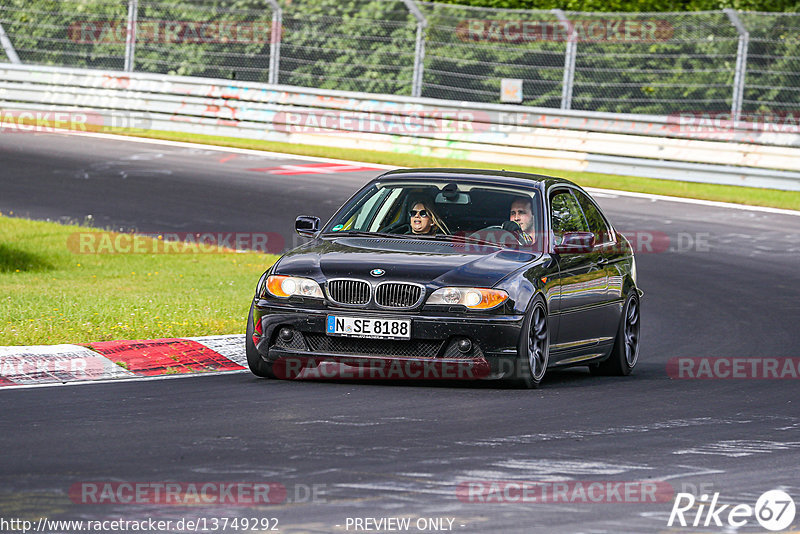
[509,196,536,243]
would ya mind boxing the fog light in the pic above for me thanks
[457,338,472,353]
[279,327,294,342]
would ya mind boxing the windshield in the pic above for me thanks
[323,180,543,250]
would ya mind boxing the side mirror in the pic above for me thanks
[295,216,320,237]
[554,231,595,254]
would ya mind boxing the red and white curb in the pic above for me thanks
[0,335,246,388]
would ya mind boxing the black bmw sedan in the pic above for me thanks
[246,168,642,388]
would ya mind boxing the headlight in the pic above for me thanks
[426,287,508,310]
[265,275,324,299]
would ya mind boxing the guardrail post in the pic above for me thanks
[265,0,282,85]
[401,0,427,98]
[724,8,749,122]
[0,22,20,64]
[552,9,577,110]
[124,0,138,72]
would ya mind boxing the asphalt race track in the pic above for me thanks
[2,131,800,533]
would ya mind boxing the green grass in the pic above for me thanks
[0,215,276,346]
[112,128,800,211]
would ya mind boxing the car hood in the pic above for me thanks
[274,236,541,287]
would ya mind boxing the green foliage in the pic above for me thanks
[132,0,273,80]
[1,0,127,69]
[279,0,418,94]
[1,0,798,112]
[435,0,800,12]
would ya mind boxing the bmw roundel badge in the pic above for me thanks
[370,268,385,277]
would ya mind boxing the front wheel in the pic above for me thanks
[246,302,276,379]
[591,291,640,376]
[510,297,549,389]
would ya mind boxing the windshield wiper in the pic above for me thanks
[418,234,502,248]
[321,230,421,239]
[323,231,514,249]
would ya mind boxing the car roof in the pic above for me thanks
[374,168,579,191]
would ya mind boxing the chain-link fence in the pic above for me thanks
[281,0,419,95]
[1,0,799,116]
[741,11,800,113]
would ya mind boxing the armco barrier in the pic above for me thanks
[2,63,800,191]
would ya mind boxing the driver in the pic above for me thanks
[407,199,442,236]
[509,196,536,243]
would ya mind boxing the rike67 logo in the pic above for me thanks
[668,490,796,531]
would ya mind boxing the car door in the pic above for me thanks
[572,188,624,341]
[549,188,611,356]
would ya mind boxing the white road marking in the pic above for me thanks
[673,440,800,457]
[458,417,754,446]
[653,466,726,481]
[584,187,800,217]
[491,459,652,476]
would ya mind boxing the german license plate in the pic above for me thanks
[326,315,411,340]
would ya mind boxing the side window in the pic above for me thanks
[550,190,588,244]
[574,190,612,244]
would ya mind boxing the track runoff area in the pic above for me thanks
[0,130,799,533]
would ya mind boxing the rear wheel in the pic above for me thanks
[591,291,640,376]
[510,297,549,389]
[246,302,276,379]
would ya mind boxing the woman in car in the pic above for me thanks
[407,199,444,235]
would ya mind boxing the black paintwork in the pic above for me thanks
[250,169,640,380]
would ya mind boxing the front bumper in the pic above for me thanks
[252,300,525,380]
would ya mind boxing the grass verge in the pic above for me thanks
[111,128,800,212]
[0,215,276,346]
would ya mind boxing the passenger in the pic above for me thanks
[407,199,442,236]
[509,196,537,243]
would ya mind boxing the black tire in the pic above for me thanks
[246,302,276,379]
[509,296,550,389]
[591,291,640,376]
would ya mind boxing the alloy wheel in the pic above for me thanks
[528,303,549,380]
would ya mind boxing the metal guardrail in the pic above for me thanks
[2,63,800,191]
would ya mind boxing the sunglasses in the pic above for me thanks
[409,209,429,218]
